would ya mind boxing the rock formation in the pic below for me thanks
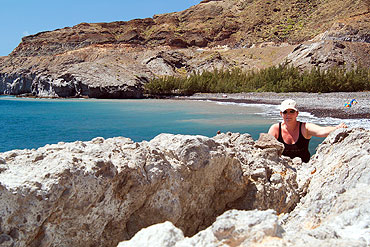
[286,13,370,71]
[117,209,283,247]
[0,0,369,98]
[118,128,370,247]
[1,128,369,247]
[0,131,300,247]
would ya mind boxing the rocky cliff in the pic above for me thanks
[0,128,369,246]
[0,0,369,98]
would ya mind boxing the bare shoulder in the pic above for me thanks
[268,123,280,138]
[301,122,312,138]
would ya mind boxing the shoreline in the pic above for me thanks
[176,92,370,120]
[3,92,370,119]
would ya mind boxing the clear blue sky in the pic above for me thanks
[0,0,201,56]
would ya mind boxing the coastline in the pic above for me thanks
[3,92,370,119]
[176,92,370,119]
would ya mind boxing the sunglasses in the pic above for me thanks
[282,110,296,114]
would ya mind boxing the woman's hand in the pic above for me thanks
[336,123,348,129]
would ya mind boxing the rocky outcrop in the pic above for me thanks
[1,128,369,247]
[1,0,369,98]
[0,46,189,98]
[118,128,370,247]
[0,132,301,247]
[281,128,370,245]
[286,13,370,71]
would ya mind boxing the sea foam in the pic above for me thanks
[214,101,370,130]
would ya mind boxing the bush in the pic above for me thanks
[144,65,370,96]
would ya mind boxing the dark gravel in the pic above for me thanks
[177,92,370,119]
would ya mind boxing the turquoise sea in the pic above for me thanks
[0,96,325,156]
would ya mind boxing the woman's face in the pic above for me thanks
[280,109,298,123]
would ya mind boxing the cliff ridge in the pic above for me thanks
[1,0,369,98]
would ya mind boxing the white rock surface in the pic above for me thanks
[119,209,281,247]
[0,132,298,247]
[117,221,184,247]
[118,128,370,247]
[1,128,368,247]
[282,128,370,246]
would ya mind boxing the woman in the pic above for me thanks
[268,99,347,162]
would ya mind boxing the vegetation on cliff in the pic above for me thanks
[144,65,370,96]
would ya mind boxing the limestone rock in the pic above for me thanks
[0,132,298,247]
[119,209,281,247]
[178,209,281,247]
[282,128,370,245]
[117,221,184,247]
[214,132,300,213]
[1,128,369,247]
[254,132,284,156]
[117,128,370,247]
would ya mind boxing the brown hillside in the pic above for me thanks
[1,0,369,98]
[10,0,370,56]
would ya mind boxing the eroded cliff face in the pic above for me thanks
[0,0,369,98]
[0,128,369,247]
[8,0,370,57]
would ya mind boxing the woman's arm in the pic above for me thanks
[306,122,347,138]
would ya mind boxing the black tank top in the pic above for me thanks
[278,122,311,162]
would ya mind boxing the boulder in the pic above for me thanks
[118,209,281,247]
[0,132,297,247]
[282,128,370,245]
[118,128,370,246]
[1,128,368,247]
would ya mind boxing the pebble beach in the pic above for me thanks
[182,92,370,119]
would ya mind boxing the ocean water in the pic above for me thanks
[0,96,330,156]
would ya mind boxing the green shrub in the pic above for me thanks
[144,64,370,96]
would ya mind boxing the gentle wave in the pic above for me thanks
[214,101,370,130]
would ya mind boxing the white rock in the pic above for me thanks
[117,221,184,247]
[1,128,368,247]
[0,133,298,247]
[119,210,281,247]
